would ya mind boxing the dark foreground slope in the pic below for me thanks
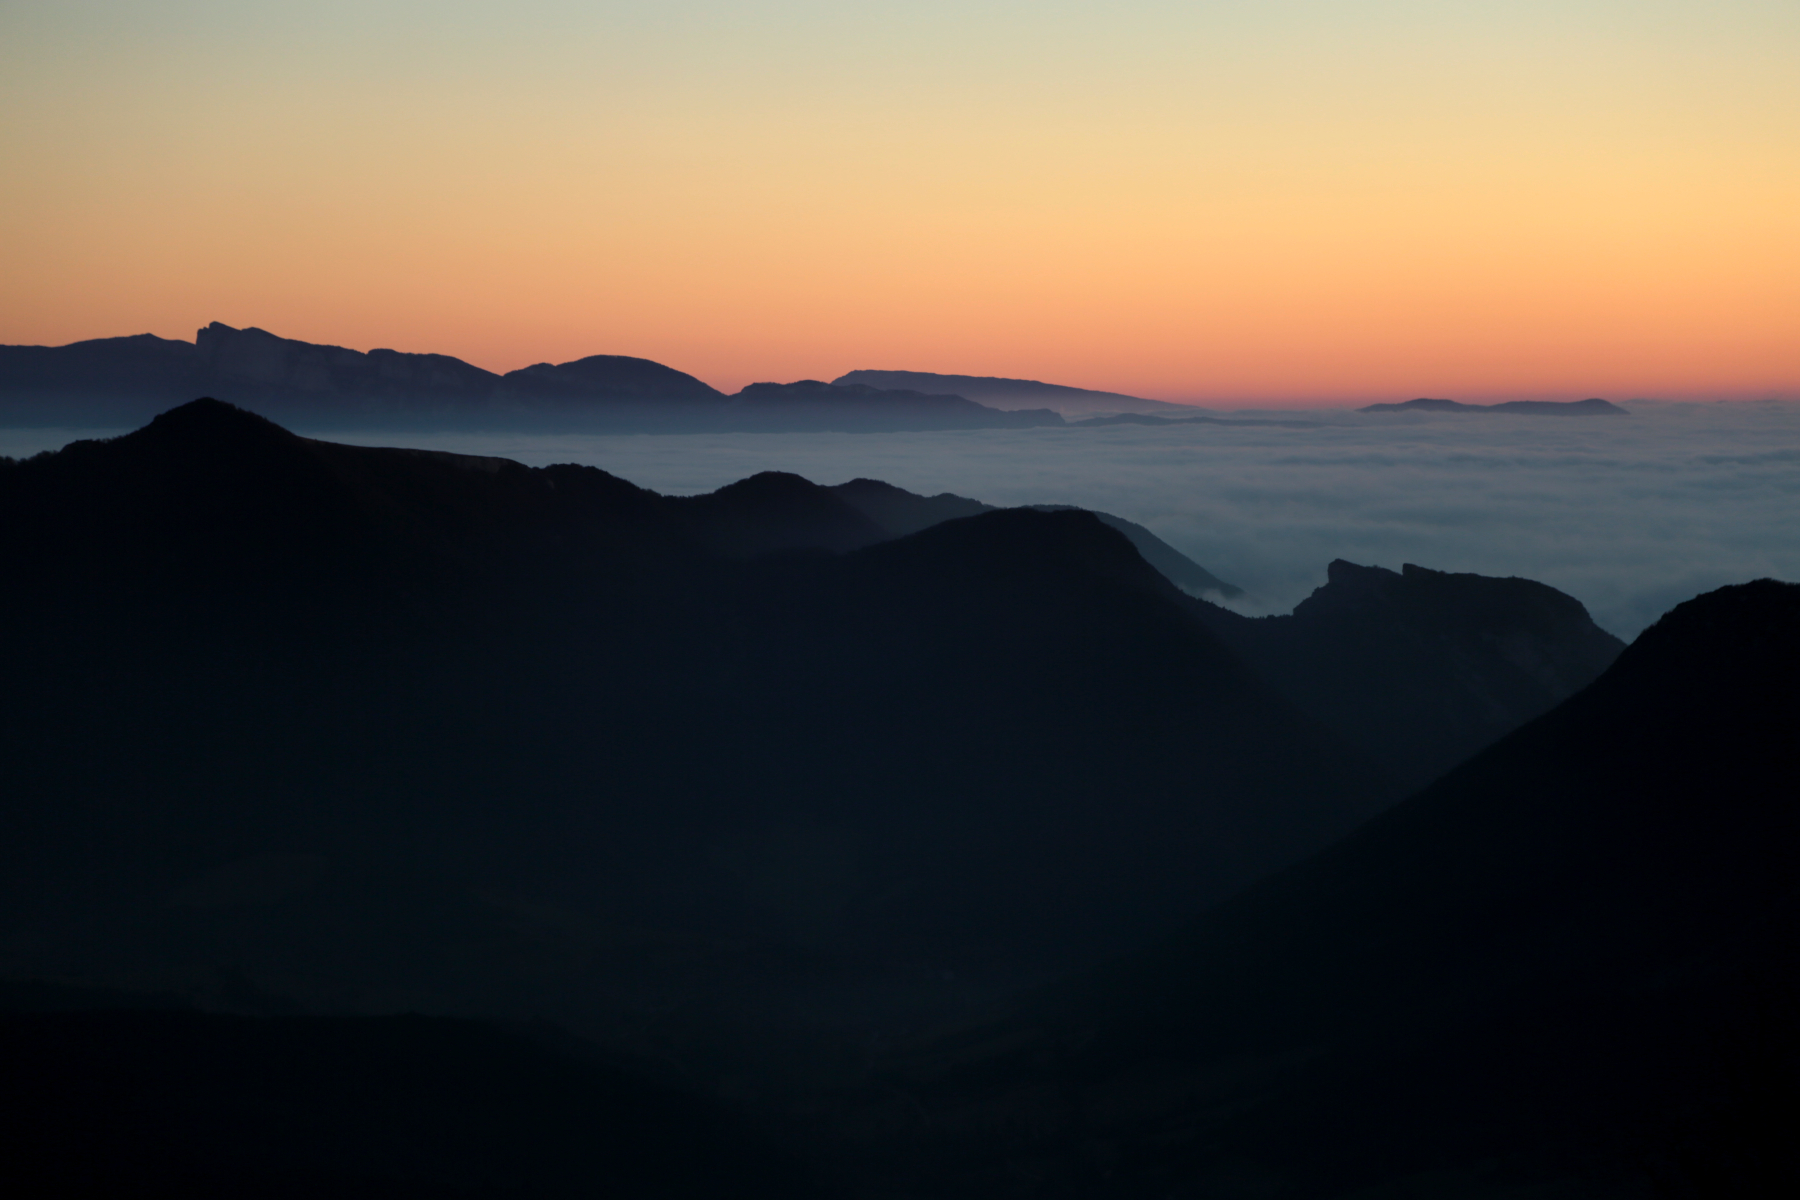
[830,487,1619,754]
[1195,559,1625,789]
[0,402,1381,1079]
[0,985,825,1199]
[852,580,1799,1199]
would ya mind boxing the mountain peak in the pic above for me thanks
[138,396,297,445]
[1613,577,1798,693]
[1324,557,1392,585]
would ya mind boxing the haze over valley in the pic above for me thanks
[281,400,1800,640]
[7,325,1794,642]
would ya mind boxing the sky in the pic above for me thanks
[2,1,1797,403]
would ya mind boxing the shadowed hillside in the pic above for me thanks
[1,401,1770,1195]
[828,478,1242,597]
[0,400,1381,1083]
[1193,559,1625,789]
[846,579,1798,1198]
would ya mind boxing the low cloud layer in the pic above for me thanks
[9,401,1794,639]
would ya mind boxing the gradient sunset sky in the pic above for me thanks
[3,1,1796,404]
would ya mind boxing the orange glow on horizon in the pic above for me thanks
[3,2,1796,407]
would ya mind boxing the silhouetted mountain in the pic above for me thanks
[678,470,888,556]
[1072,411,1316,428]
[828,477,993,536]
[829,478,1242,597]
[832,370,1191,417]
[0,332,206,424]
[1360,396,1629,415]
[197,321,504,413]
[1030,506,1241,598]
[7,400,1759,1195]
[498,353,726,407]
[728,380,1061,431]
[851,579,1798,1198]
[0,982,826,1198]
[0,401,1380,1089]
[0,326,1059,433]
[1193,559,1625,789]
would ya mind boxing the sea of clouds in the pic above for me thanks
[8,400,1795,639]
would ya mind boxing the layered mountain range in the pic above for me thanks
[0,401,1618,1032]
[0,324,1062,432]
[2,399,1780,1197]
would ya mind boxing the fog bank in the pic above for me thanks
[8,400,1795,638]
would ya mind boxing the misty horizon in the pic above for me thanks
[12,396,1784,640]
[5,323,1797,408]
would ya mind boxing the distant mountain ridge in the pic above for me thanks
[1361,396,1628,415]
[1072,410,1317,428]
[0,324,1061,433]
[729,379,1058,431]
[832,369,1194,416]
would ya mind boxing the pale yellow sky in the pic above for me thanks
[3,1,1796,402]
